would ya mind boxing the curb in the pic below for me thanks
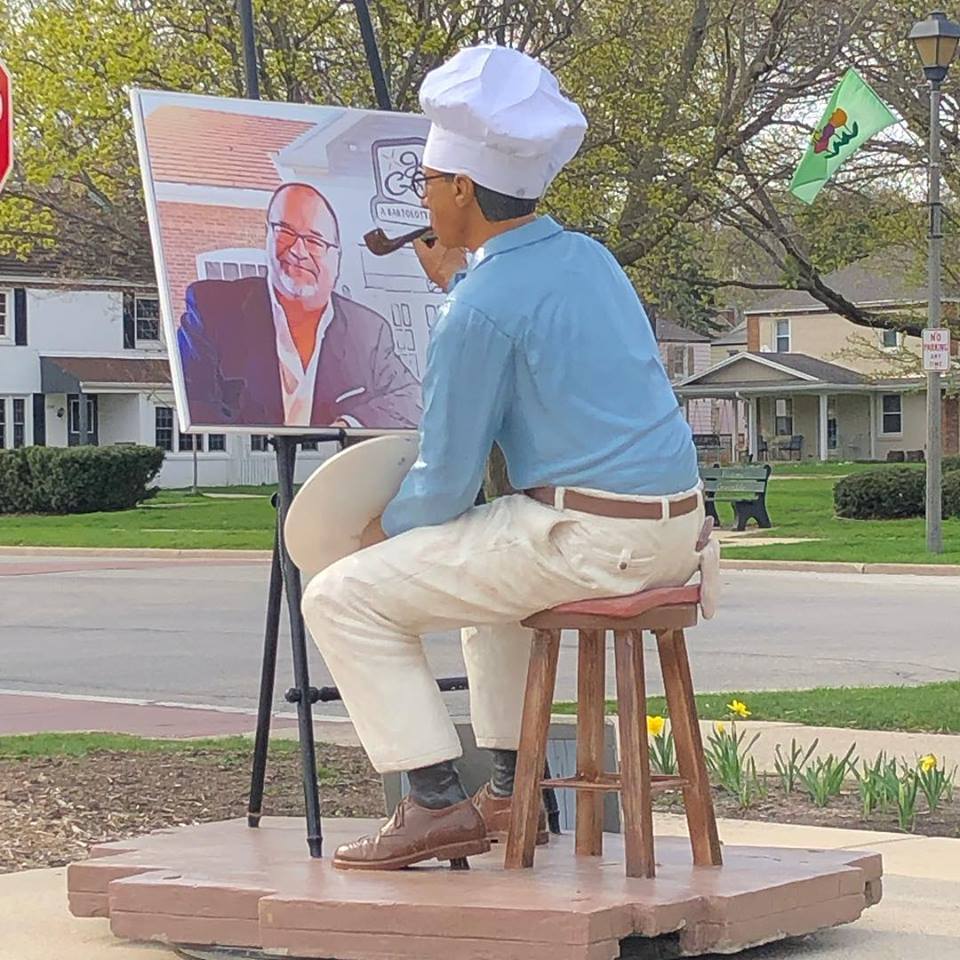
[0,545,271,560]
[1,546,958,577]
[721,559,960,577]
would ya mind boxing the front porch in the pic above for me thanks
[676,352,926,463]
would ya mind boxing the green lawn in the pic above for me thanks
[719,461,960,564]
[0,731,303,759]
[0,489,276,550]
[554,680,960,733]
[1,462,959,561]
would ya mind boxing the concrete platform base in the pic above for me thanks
[67,817,882,959]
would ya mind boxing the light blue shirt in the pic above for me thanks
[382,216,698,537]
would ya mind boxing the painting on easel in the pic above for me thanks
[131,89,443,435]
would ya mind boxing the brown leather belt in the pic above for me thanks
[524,486,701,520]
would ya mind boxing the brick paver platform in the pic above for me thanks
[68,817,882,958]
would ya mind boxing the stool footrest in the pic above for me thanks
[541,774,688,795]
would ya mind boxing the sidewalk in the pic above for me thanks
[2,816,959,960]
[0,690,297,739]
[3,690,957,771]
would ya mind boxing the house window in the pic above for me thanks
[881,329,899,349]
[881,394,902,435]
[196,248,268,305]
[135,296,161,342]
[12,398,25,448]
[178,432,204,452]
[667,344,686,379]
[0,289,9,341]
[828,398,838,450]
[0,398,5,447]
[208,434,226,452]
[775,398,793,436]
[251,434,269,452]
[155,407,174,451]
[775,319,791,353]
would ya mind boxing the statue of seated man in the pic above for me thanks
[301,44,705,871]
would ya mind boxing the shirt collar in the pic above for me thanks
[471,216,563,269]
[269,284,336,377]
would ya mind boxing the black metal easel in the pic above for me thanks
[246,433,345,857]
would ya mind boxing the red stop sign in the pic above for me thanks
[0,61,11,191]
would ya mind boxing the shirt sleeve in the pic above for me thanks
[381,298,513,537]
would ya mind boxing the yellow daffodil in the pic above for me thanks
[647,715,666,738]
[714,721,726,735]
[727,699,751,719]
[920,754,937,774]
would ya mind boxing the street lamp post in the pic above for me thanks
[910,11,960,554]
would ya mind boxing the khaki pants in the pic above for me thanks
[301,489,704,773]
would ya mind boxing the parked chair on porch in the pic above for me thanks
[504,584,722,879]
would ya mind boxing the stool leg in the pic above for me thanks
[576,629,606,856]
[505,628,560,869]
[613,629,655,879]
[656,628,722,867]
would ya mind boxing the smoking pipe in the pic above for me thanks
[363,225,434,256]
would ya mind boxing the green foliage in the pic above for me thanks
[774,737,819,795]
[944,471,960,520]
[797,745,858,807]
[896,769,920,832]
[0,445,163,514]
[834,467,926,520]
[704,723,765,809]
[649,725,677,776]
[916,756,955,814]
[0,0,944,330]
[0,447,33,514]
[942,455,960,474]
[854,753,900,819]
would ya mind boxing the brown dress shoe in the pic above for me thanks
[333,796,491,871]
[472,782,549,845]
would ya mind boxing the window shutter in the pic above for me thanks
[123,291,135,348]
[13,288,26,345]
[32,394,46,446]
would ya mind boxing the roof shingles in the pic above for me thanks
[144,106,312,189]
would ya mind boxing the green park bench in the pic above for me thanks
[700,464,773,531]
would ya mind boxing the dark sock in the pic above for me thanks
[489,749,517,797]
[406,760,469,810]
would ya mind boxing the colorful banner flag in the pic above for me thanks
[789,68,897,204]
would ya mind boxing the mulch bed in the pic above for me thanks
[0,743,382,874]
[2,744,957,874]
[660,787,960,838]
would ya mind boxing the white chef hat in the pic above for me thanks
[419,45,587,199]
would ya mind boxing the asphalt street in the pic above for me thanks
[1,556,958,719]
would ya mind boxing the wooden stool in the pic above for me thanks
[504,584,722,878]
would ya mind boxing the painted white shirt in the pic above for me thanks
[270,287,335,427]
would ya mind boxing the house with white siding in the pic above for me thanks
[0,255,333,487]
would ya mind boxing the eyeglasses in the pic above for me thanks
[269,222,339,258]
[409,171,454,199]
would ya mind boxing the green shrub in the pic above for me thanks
[944,471,960,519]
[834,467,926,520]
[943,455,960,475]
[0,449,34,513]
[0,445,164,514]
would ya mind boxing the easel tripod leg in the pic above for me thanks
[247,524,283,827]
[276,436,324,858]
